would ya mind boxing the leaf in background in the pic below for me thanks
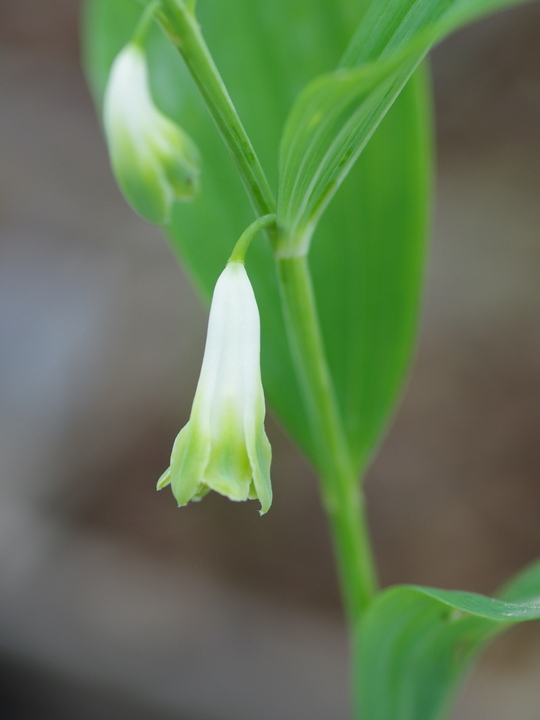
[355,559,540,720]
[83,0,432,471]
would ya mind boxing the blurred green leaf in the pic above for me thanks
[83,0,431,470]
[355,559,540,720]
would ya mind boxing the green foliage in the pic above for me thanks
[83,0,431,470]
[355,560,540,720]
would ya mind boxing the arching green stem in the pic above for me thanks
[229,214,277,264]
[131,0,161,46]
[159,0,276,228]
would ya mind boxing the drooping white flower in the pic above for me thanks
[103,43,200,225]
[158,262,272,514]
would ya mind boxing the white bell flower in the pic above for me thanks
[158,262,272,514]
[103,43,200,225]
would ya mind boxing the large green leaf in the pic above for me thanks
[277,0,533,254]
[355,560,540,720]
[83,0,432,470]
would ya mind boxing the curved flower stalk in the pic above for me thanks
[103,43,200,225]
[158,261,272,514]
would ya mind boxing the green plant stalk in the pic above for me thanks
[277,255,377,629]
[229,214,277,263]
[132,0,161,46]
[159,0,276,223]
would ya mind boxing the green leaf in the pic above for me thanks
[355,559,540,720]
[83,0,431,470]
[310,67,431,466]
[277,0,533,255]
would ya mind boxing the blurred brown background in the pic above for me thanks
[1,1,540,718]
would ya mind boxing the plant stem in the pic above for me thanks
[132,0,161,46]
[229,214,276,263]
[277,255,377,630]
[159,0,276,223]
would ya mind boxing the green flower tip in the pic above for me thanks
[158,262,272,515]
[103,43,201,225]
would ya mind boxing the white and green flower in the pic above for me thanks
[158,262,272,514]
[103,43,200,225]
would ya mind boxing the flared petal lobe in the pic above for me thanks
[103,44,200,225]
[158,262,272,514]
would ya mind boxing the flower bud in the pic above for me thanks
[103,43,200,225]
[158,262,272,514]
